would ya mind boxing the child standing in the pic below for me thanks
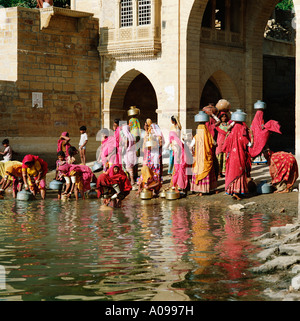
[79,126,88,165]
[55,151,67,200]
[0,139,13,162]
[66,146,78,164]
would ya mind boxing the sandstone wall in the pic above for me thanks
[0,7,101,166]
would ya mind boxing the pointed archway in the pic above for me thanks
[109,70,158,127]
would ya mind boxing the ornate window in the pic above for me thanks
[120,0,133,27]
[138,0,151,26]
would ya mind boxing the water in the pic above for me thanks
[0,195,295,301]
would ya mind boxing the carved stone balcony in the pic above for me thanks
[98,25,161,60]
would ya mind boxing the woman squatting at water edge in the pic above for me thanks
[1,100,298,205]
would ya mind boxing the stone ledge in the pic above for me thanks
[39,6,94,30]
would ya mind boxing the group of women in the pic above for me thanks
[96,101,299,205]
[0,100,298,205]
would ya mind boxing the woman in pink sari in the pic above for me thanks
[57,132,71,157]
[58,163,94,200]
[121,125,137,188]
[113,119,122,167]
[222,122,251,200]
[169,131,192,192]
[97,128,118,171]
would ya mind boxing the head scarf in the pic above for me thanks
[121,124,137,167]
[122,125,135,149]
[141,165,155,184]
[22,155,48,175]
[249,110,282,158]
[108,165,132,192]
[146,119,153,134]
[171,115,182,131]
[57,131,70,156]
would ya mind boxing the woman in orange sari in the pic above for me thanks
[190,123,217,195]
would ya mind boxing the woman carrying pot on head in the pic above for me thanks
[222,109,252,200]
[143,119,164,180]
[190,112,218,196]
[263,148,299,194]
[22,155,48,200]
[128,106,141,183]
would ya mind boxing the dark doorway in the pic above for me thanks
[123,73,158,126]
[200,78,222,108]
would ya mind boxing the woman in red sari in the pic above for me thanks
[97,165,132,207]
[263,149,298,193]
[222,122,251,200]
[249,109,281,162]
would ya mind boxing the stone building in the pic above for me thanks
[0,0,299,164]
[75,0,298,154]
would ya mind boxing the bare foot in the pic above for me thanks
[276,189,290,194]
[232,193,241,200]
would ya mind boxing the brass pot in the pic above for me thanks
[140,189,153,200]
[128,106,140,117]
[159,190,166,198]
[166,189,180,200]
[216,99,231,112]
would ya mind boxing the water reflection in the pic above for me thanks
[0,197,295,301]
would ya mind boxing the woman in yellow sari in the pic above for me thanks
[190,123,217,195]
[137,165,162,196]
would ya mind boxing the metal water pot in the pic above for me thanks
[165,189,180,200]
[159,190,166,198]
[49,180,63,191]
[231,109,247,122]
[17,190,34,201]
[257,180,273,194]
[194,111,209,123]
[92,161,103,173]
[254,100,266,110]
[128,106,140,117]
[140,188,153,200]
